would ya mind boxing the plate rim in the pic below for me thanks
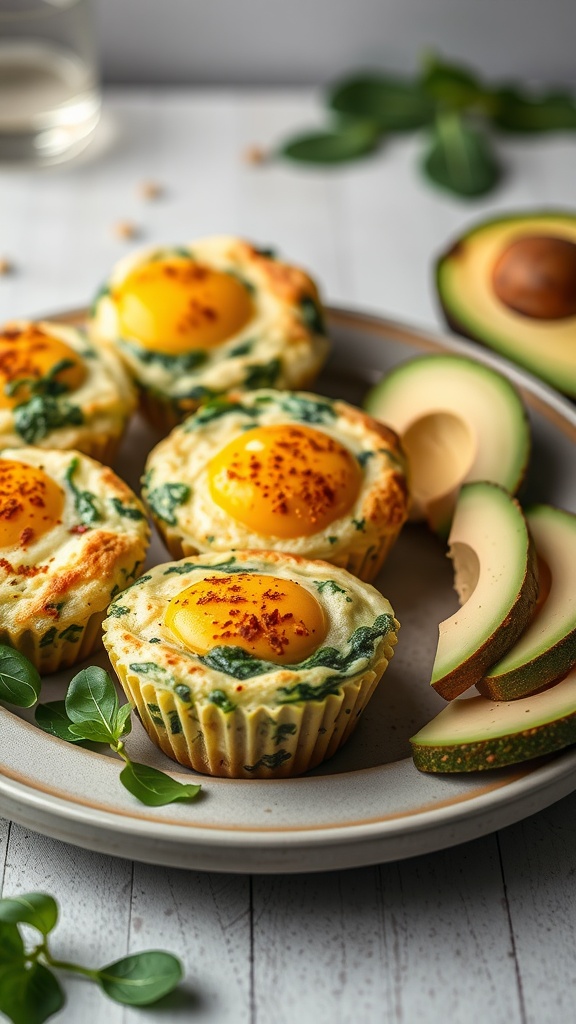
[1,302,576,872]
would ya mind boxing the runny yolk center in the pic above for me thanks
[0,326,86,410]
[0,459,64,549]
[115,258,254,355]
[208,424,362,538]
[165,572,327,664]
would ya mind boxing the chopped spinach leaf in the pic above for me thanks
[199,613,395,688]
[40,626,58,648]
[184,397,257,431]
[314,580,352,602]
[146,482,190,525]
[168,710,183,734]
[90,281,111,316]
[327,536,338,545]
[107,604,129,618]
[272,722,297,746]
[352,518,366,532]
[229,340,254,357]
[244,750,291,772]
[163,557,256,577]
[174,684,192,703]
[149,637,161,644]
[14,394,83,445]
[357,450,374,468]
[244,358,281,389]
[146,702,165,726]
[120,338,207,374]
[208,689,236,713]
[59,624,83,643]
[110,497,145,521]
[65,457,102,526]
[300,295,326,335]
[279,393,335,424]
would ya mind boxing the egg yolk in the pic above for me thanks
[165,572,327,664]
[208,424,362,539]
[114,258,254,355]
[0,459,64,549]
[0,325,86,410]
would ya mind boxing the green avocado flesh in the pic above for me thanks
[364,354,529,536]
[477,505,576,701]
[436,211,576,397]
[411,668,576,772]
[431,482,538,700]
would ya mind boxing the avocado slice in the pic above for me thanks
[436,210,576,397]
[477,504,576,701]
[431,481,539,700]
[364,354,529,535]
[411,668,576,772]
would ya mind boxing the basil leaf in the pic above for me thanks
[65,666,118,728]
[492,86,576,132]
[0,894,57,936]
[0,647,41,708]
[421,56,486,111]
[34,701,84,743]
[119,762,201,806]
[97,951,183,1006]
[0,964,64,1024]
[329,73,435,130]
[422,113,500,197]
[0,923,24,968]
[114,701,133,739]
[68,720,116,744]
[281,119,381,163]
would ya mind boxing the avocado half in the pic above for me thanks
[477,504,576,701]
[431,481,539,701]
[364,353,530,536]
[411,668,576,772]
[436,211,576,397]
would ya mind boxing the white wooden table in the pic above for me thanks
[1,88,576,1024]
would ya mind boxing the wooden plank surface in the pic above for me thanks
[1,88,576,1024]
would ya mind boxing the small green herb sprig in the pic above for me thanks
[0,892,183,1023]
[279,53,576,198]
[0,647,200,808]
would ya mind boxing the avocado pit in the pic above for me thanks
[492,234,576,320]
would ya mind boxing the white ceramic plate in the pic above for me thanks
[1,307,576,874]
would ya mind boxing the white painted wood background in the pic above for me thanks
[1,89,576,1024]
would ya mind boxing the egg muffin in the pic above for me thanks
[102,550,399,778]
[0,447,150,673]
[0,320,136,463]
[143,389,409,582]
[89,236,330,433]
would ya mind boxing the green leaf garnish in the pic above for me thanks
[0,894,58,937]
[492,86,576,132]
[329,72,435,130]
[422,112,500,197]
[13,395,83,446]
[0,891,185,1019]
[65,665,119,730]
[281,119,381,163]
[119,762,201,806]
[110,497,145,521]
[34,701,84,744]
[0,646,41,708]
[420,54,487,111]
[96,951,183,1006]
[0,963,64,1024]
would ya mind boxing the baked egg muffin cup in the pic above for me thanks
[143,389,409,583]
[89,236,330,433]
[102,550,399,779]
[0,447,150,674]
[0,320,137,464]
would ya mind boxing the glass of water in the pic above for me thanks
[0,0,101,165]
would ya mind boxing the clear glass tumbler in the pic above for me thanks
[0,0,101,165]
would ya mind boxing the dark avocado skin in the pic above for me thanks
[476,638,576,702]
[411,709,576,772]
[435,210,576,394]
[431,521,540,702]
